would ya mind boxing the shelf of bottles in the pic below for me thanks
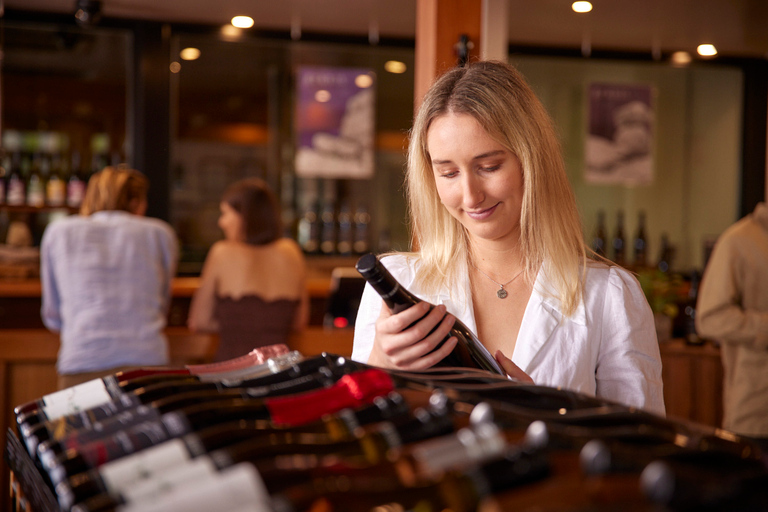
[8,347,768,512]
[0,130,115,213]
[591,209,701,344]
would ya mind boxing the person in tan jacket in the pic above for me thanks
[696,202,768,441]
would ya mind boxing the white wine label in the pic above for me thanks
[117,463,272,512]
[120,456,217,504]
[100,438,191,494]
[42,379,112,419]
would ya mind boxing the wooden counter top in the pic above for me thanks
[0,276,334,299]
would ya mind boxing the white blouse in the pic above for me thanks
[352,254,666,416]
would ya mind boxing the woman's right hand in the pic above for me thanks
[367,300,458,370]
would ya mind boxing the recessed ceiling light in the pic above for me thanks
[179,47,200,61]
[572,1,592,13]
[355,74,374,88]
[697,44,717,57]
[231,16,254,29]
[384,60,407,74]
[671,51,692,66]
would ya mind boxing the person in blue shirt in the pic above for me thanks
[41,166,179,390]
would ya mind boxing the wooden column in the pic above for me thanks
[414,0,483,109]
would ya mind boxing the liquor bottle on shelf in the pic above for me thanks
[591,209,607,258]
[67,150,87,208]
[43,368,395,486]
[26,153,46,207]
[682,270,702,345]
[46,153,67,207]
[319,200,337,255]
[633,210,648,268]
[353,206,370,254]
[296,204,320,254]
[0,153,7,205]
[336,202,353,256]
[6,152,25,206]
[612,210,626,266]
[355,253,504,374]
[656,233,673,273]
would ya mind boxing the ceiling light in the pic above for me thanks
[355,74,374,88]
[572,1,592,13]
[231,16,254,29]
[384,60,407,74]
[670,51,692,66]
[315,90,331,103]
[179,48,201,61]
[169,62,181,73]
[697,44,717,57]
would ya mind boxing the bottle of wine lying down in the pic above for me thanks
[356,253,503,375]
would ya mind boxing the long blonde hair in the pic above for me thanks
[80,166,149,216]
[406,60,587,316]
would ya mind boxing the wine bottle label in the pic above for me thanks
[117,462,271,512]
[42,379,113,420]
[50,392,143,440]
[67,180,86,207]
[79,415,188,468]
[120,456,218,505]
[64,405,161,452]
[99,438,193,495]
[6,177,24,205]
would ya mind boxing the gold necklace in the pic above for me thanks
[469,261,524,299]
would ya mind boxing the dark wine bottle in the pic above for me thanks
[13,344,294,420]
[44,369,394,486]
[57,392,413,509]
[592,209,607,258]
[633,210,648,268]
[16,351,339,445]
[612,210,626,266]
[33,360,363,466]
[355,253,504,374]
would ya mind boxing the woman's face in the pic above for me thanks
[427,112,524,246]
[218,201,245,242]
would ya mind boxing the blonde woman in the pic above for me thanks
[188,178,309,362]
[41,167,179,389]
[352,61,664,415]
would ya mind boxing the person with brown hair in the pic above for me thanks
[41,166,179,389]
[352,61,664,415]
[188,177,309,361]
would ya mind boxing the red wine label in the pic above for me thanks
[117,462,271,512]
[99,438,194,495]
[42,379,113,420]
[267,369,394,426]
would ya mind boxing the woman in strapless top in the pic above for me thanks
[188,178,309,361]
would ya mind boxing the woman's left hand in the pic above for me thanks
[495,350,534,384]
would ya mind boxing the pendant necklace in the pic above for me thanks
[469,261,524,299]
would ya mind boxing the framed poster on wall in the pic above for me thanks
[294,66,376,179]
[585,82,655,186]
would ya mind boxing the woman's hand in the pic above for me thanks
[367,301,458,370]
[495,350,534,383]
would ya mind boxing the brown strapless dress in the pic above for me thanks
[213,294,300,362]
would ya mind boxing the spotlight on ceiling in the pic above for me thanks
[74,0,103,27]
